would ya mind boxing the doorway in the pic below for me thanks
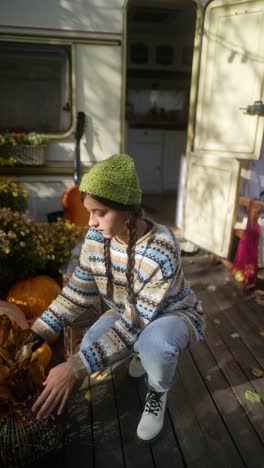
[124,0,197,227]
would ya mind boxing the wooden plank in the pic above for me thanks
[26,448,64,468]
[175,351,244,468]
[248,299,264,325]
[135,377,185,468]
[205,319,264,444]
[219,302,264,369]
[169,355,233,468]
[89,369,125,468]
[190,341,264,468]
[206,308,264,398]
[184,258,254,317]
[111,359,155,468]
[61,381,94,468]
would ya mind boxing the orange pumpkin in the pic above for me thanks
[0,300,28,329]
[32,343,52,369]
[7,275,61,320]
[61,185,90,227]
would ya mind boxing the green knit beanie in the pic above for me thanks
[79,154,142,206]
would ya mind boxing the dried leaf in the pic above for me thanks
[227,358,238,370]
[0,384,17,404]
[231,333,240,339]
[27,358,45,390]
[0,363,11,384]
[250,368,264,377]
[245,390,261,403]
[255,296,264,305]
[0,316,11,346]
[0,315,47,415]
[16,343,32,369]
[213,319,221,326]
[84,390,91,401]
[0,349,13,367]
[259,329,264,337]
[5,326,32,349]
[12,379,31,403]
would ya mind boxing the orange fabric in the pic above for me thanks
[61,185,89,227]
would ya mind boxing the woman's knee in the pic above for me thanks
[134,315,190,358]
[134,329,175,362]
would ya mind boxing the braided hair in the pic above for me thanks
[83,194,143,327]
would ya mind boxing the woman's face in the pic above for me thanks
[84,195,128,240]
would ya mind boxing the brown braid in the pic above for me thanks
[104,238,113,300]
[84,194,143,326]
[126,208,143,327]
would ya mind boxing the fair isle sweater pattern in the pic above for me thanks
[32,222,205,375]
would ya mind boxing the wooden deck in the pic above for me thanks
[28,255,264,468]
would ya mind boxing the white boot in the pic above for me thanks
[128,355,146,379]
[137,389,167,444]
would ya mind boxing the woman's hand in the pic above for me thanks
[32,361,76,420]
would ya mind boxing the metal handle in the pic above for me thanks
[240,100,264,116]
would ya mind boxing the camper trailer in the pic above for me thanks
[0,0,263,258]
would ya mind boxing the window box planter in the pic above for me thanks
[0,144,47,166]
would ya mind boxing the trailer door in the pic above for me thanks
[183,0,264,258]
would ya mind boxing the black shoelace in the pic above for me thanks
[144,390,164,416]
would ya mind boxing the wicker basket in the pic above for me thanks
[0,144,47,166]
[0,397,64,467]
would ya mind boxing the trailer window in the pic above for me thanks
[0,41,72,135]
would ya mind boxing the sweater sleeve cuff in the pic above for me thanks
[67,352,91,380]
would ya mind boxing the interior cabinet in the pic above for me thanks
[127,37,193,71]
[127,129,164,193]
[126,128,187,193]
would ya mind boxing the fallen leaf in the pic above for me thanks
[255,296,264,305]
[230,333,240,339]
[0,315,46,415]
[207,285,216,292]
[84,390,91,401]
[227,358,238,370]
[213,319,221,326]
[245,390,261,403]
[250,368,264,377]
[259,329,264,337]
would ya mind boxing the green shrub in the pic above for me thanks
[0,180,29,212]
[0,208,84,293]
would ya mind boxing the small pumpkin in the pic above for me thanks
[7,275,61,320]
[32,343,52,369]
[61,185,90,226]
[0,300,28,330]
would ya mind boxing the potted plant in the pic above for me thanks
[0,314,63,466]
[0,132,48,166]
[0,208,84,295]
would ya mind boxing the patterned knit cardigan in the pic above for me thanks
[32,222,205,378]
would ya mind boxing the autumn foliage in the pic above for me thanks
[0,315,51,417]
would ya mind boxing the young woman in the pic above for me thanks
[32,153,205,445]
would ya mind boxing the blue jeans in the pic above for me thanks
[80,311,190,393]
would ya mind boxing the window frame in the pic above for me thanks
[0,35,76,140]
